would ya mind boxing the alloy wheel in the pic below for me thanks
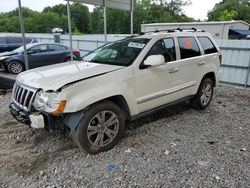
[200,83,212,105]
[10,62,23,74]
[87,110,119,147]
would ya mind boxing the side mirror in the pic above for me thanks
[144,55,165,67]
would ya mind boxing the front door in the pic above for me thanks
[134,38,180,113]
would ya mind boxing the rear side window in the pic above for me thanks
[7,37,23,44]
[198,37,218,54]
[29,44,48,54]
[25,38,32,43]
[0,37,7,44]
[178,37,201,59]
[48,44,66,51]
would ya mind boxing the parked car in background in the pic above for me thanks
[0,36,38,53]
[0,43,81,74]
[51,28,64,34]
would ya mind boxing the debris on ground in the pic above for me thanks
[164,149,171,156]
[240,148,247,152]
[107,164,116,172]
[125,148,132,153]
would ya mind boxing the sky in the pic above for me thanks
[0,0,221,20]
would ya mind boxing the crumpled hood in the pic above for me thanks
[17,61,123,90]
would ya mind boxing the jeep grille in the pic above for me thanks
[12,83,37,111]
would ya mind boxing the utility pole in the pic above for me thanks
[18,0,29,71]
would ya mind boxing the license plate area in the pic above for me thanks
[29,114,45,129]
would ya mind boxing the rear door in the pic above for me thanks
[171,36,203,98]
[28,44,49,68]
[47,44,67,64]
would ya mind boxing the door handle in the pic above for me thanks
[198,62,205,66]
[169,68,179,73]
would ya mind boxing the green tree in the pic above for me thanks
[43,3,90,33]
[208,0,250,23]
[219,10,238,21]
[153,0,191,14]
[0,0,194,34]
[25,12,70,33]
[90,0,193,34]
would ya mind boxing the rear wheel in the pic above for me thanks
[73,101,125,154]
[65,58,71,62]
[191,78,214,109]
[7,61,24,74]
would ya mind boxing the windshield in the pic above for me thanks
[12,43,33,53]
[83,38,150,66]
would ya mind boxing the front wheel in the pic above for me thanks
[191,78,214,109]
[73,101,125,154]
[7,61,24,74]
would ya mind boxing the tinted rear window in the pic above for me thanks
[178,37,201,59]
[198,37,218,54]
[0,37,7,44]
[25,38,32,43]
[48,44,66,51]
[7,37,23,44]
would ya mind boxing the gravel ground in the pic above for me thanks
[0,85,249,188]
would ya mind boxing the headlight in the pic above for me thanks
[0,56,9,61]
[33,90,66,116]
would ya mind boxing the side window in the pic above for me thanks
[48,44,66,51]
[177,37,201,59]
[29,45,48,54]
[198,37,218,54]
[7,37,23,44]
[25,38,32,43]
[147,38,176,62]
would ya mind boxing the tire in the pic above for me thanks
[65,58,71,62]
[191,78,214,109]
[7,61,24,74]
[72,101,125,154]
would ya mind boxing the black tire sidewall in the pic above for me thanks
[75,101,125,154]
[193,78,214,109]
[7,61,24,74]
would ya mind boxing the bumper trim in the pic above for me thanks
[9,102,31,125]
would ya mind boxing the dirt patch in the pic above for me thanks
[0,85,249,187]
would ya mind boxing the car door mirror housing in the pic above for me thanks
[144,55,165,67]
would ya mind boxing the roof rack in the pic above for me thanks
[139,27,205,35]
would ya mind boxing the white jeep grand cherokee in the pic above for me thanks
[10,29,221,154]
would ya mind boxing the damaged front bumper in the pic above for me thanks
[10,102,57,130]
[9,102,31,125]
[9,102,84,136]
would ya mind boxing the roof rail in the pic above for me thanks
[139,27,205,35]
[176,27,205,32]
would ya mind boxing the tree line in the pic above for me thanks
[0,0,249,34]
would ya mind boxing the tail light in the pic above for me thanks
[73,49,80,54]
